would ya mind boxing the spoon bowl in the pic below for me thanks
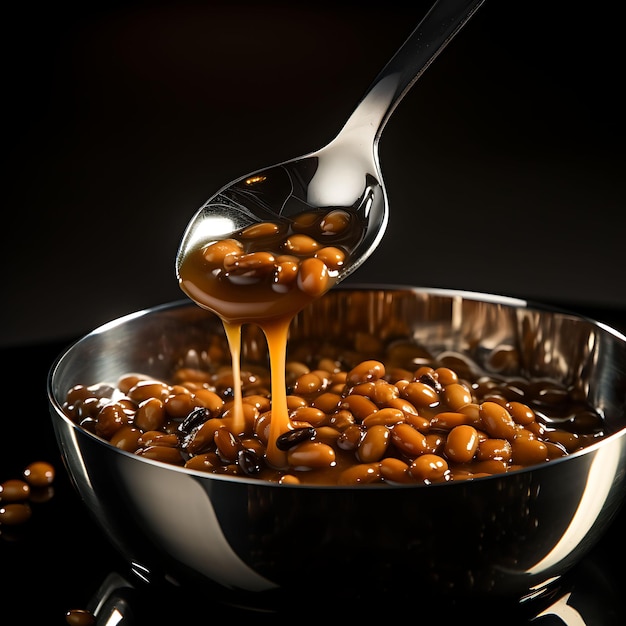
[176,0,485,288]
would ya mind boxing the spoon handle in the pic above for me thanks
[337,0,486,145]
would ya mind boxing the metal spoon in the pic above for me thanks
[176,0,485,285]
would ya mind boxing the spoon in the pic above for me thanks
[176,0,485,287]
[175,0,486,468]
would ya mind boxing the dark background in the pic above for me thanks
[3,0,624,348]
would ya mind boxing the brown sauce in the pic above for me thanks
[177,208,363,468]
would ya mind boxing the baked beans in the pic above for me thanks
[61,337,607,486]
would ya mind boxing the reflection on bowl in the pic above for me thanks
[47,285,626,611]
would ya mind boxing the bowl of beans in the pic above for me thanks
[47,285,626,614]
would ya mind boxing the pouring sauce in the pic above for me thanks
[177,208,363,468]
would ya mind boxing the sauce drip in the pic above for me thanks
[177,209,363,468]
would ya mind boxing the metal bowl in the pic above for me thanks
[47,285,626,615]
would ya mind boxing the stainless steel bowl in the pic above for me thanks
[47,285,626,614]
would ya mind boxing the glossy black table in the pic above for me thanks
[2,303,625,624]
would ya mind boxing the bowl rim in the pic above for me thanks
[47,283,626,489]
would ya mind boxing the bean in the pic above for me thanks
[240,437,264,455]
[254,412,272,445]
[286,395,308,411]
[337,424,363,451]
[291,210,321,230]
[545,429,580,452]
[23,461,55,487]
[414,365,436,379]
[444,383,473,411]
[357,424,390,462]
[457,402,481,425]
[346,360,385,386]
[476,438,512,462]
[430,411,471,431]
[404,413,431,432]
[315,426,341,443]
[95,402,128,439]
[311,392,342,414]
[329,409,356,430]
[65,609,96,626]
[297,257,329,297]
[137,431,179,448]
[293,372,326,395]
[408,454,449,482]
[319,209,351,233]
[380,457,411,483]
[118,373,151,394]
[173,367,213,385]
[201,238,243,264]
[337,463,382,485]
[214,426,241,462]
[164,391,197,419]
[480,401,517,440]
[273,259,299,290]
[276,426,316,451]
[0,503,32,525]
[178,407,211,435]
[278,474,301,485]
[138,446,184,465]
[362,408,405,427]
[239,222,280,239]
[511,437,550,466]
[402,381,439,409]
[291,406,327,427]
[282,233,320,255]
[387,397,420,417]
[110,425,142,452]
[545,441,569,460]
[127,380,170,403]
[0,479,30,502]
[184,453,220,472]
[507,401,536,426]
[225,251,276,276]
[237,448,262,475]
[424,432,445,454]
[525,420,547,438]
[134,398,166,432]
[444,425,479,463]
[221,402,258,434]
[391,423,428,457]
[371,380,400,405]
[569,410,605,433]
[350,382,376,398]
[315,246,346,270]
[434,367,458,386]
[287,441,336,469]
[482,393,508,407]
[341,395,379,422]
[242,394,272,413]
[65,384,96,406]
[286,361,310,379]
[318,357,342,374]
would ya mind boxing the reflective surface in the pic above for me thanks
[45,286,626,616]
[175,0,485,285]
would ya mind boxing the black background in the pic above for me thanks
[3,0,625,347]
[2,3,625,622]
